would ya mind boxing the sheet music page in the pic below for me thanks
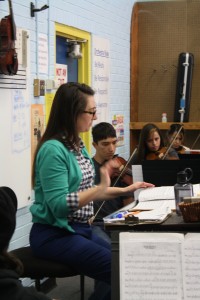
[193,184,200,196]
[137,184,200,202]
[132,165,143,200]
[136,206,171,221]
[132,199,175,211]
[120,232,184,300]
[183,233,200,299]
[138,186,175,202]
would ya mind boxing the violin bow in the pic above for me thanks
[162,125,183,160]
[89,147,137,224]
[112,147,137,186]
[191,131,200,149]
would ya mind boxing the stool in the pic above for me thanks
[10,246,85,300]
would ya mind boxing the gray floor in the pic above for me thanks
[47,276,94,300]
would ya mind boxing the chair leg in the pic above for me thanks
[35,279,41,291]
[80,274,85,300]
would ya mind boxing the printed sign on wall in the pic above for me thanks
[92,36,110,123]
[55,64,68,87]
[38,33,48,74]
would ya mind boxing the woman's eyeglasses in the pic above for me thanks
[83,110,97,117]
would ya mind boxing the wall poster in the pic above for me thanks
[112,114,124,146]
[31,104,45,165]
[92,36,110,123]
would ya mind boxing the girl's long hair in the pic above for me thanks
[137,123,164,163]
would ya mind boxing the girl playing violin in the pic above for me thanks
[166,123,190,154]
[131,123,179,164]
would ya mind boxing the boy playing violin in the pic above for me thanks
[91,122,134,240]
[130,123,179,164]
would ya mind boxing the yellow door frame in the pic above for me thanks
[55,23,92,153]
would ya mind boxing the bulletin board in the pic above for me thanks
[0,29,31,209]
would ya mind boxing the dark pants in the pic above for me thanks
[91,223,111,245]
[30,223,111,299]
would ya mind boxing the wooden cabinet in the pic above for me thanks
[130,122,200,151]
[130,2,200,153]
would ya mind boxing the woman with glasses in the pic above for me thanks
[29,82,153,300]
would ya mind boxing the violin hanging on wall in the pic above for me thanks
[0,0,18,75]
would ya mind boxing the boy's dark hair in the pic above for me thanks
[92,122,116,143]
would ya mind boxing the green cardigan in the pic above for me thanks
[30,140,93,233]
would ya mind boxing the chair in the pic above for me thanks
[10,246,85,300]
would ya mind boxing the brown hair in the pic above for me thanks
[137,123,164,163]
[166,123,185,142]
[31,82,95,187]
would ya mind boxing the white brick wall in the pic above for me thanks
[1,0,136,268]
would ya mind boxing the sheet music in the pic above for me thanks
[132,165,143,200]
[138,184,200,202]
[120,232,184,300]
[136,206,171,221]
[193,184,200,195]
[138,186,175,201]
[131,199,175,211]
[183,233,200,299]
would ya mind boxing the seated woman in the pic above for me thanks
[130,123,179,164]
[166,123,190,154]
[29,82,154,300]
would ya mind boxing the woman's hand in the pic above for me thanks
[98,160,154,199]
[99,159,121,189]
[123,181,155,195]
[79,162,154,207]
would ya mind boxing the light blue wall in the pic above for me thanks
[0,0,136,281]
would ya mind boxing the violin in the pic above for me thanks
[112,156,133,186]
[176,146,186,154]
[89,147,138,223]
[146,147,179,160]
[0,0,18,75]
[146,147,166,160]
